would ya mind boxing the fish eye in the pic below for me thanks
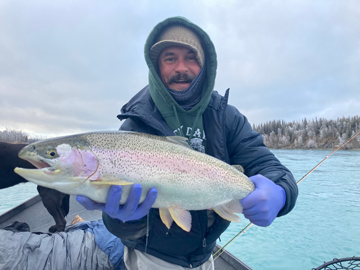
[47,150,57,158]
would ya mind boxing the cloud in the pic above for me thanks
[0,0,359,137]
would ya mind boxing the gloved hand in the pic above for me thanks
[240,174,286,227]
[76,184,158,222]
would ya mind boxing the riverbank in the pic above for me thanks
[266,134,360,150]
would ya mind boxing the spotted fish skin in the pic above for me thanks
[15,131,255,231]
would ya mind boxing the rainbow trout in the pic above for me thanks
[15,131,254,231]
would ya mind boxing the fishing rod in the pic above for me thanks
[213,129,360,261]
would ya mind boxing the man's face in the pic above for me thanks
[158,46,201,91]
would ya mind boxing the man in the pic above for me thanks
[77,16,298,269]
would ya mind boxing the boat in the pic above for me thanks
[0,194,253,270]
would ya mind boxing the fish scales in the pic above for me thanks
[83,132,250,209]
[14,131,255,231]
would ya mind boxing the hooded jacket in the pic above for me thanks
[102,17,298,268]
[147,17,217,150]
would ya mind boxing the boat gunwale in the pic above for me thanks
[0,194,41,226]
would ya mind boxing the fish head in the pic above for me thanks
[14,136,99,193]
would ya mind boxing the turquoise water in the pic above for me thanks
[0,181,38,214]
[218,149,360,270]
[0,150,359,269]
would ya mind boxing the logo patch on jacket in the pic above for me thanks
[174,126,206,153]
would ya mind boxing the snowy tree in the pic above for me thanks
[307,139,317,148]
[307,129,315,138]
[294,135,303,148]
[252,115,359,149]
[269,131,278,148]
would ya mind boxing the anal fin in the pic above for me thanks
[168,207,192,232]
[159,208,174,229]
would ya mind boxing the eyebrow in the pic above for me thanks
[163,52,175,57]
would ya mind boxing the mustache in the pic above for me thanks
[167,73,195,85]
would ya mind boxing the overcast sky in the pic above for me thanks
[1,0,359,138]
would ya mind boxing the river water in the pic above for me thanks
[219,149,360,269]
[0,149,359,269]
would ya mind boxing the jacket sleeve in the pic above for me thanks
[102,211,150,240]
[225,106,298,216]
[0,142,34,189]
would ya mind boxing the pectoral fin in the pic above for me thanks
[159,208,173,229]
[90,179,133,185]
[212,200,242,223]
[168,207,192,232]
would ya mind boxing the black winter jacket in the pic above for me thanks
[102,86,298,268]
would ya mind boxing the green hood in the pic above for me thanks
[144,17,217,139]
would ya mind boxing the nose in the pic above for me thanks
[174,58,189,73]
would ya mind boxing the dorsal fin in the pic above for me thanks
[232,165,245,173]
[166,136,192,149]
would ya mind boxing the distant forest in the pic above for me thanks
[2,116,360,149]
[0,129,39,144]
[252,115,360,149]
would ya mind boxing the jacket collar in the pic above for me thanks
[117,86,230,137]
[117,85,174,136]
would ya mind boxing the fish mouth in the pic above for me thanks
[19,152,59,175]
[24,159,61,175]
[28,159,51,169]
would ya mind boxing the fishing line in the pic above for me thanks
[213,130,360,261]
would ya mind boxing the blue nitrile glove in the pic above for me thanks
[240,174,286,227]
[76,184,158,222]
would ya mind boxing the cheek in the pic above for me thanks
[190,65,201,76]
[159,64,171,81]
[58,149,83,175]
